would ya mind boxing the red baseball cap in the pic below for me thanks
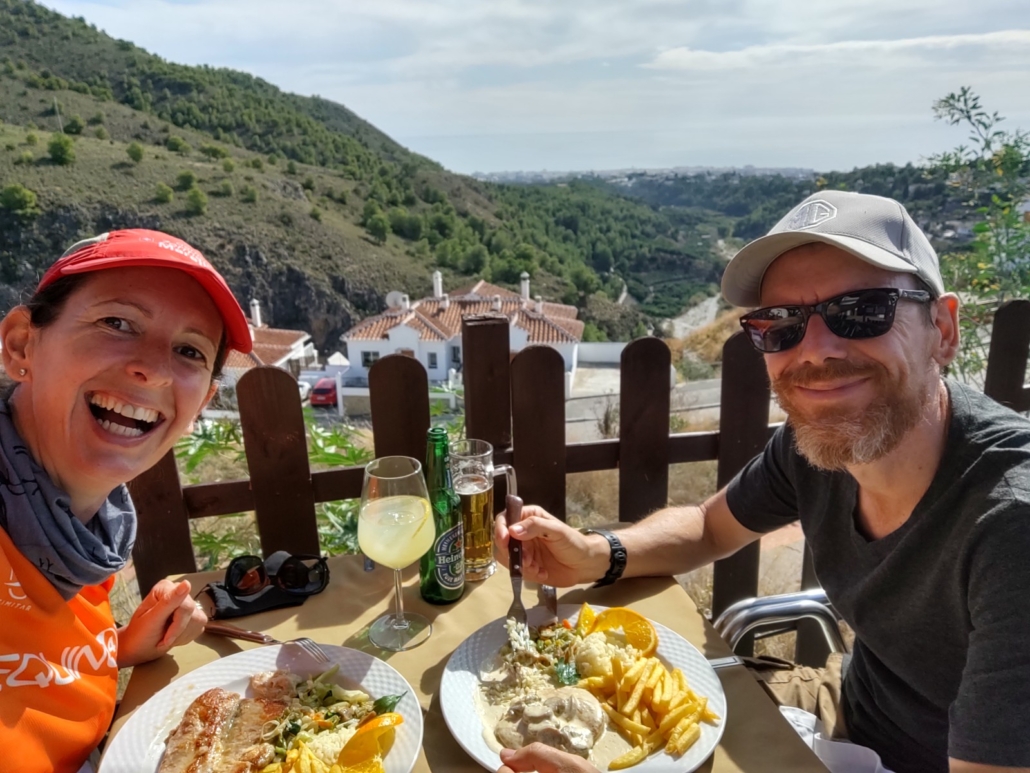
[38,229,253,354]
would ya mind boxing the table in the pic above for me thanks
[109,556,826,772]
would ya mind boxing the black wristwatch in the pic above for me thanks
[580,528,628,587]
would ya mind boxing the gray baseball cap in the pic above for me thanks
[721,190,945,307]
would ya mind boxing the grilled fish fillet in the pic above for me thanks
[159,688,241,773]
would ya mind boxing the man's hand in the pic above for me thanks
[497,744,600,773]
[117,579,207,667]
[494,505,609,587]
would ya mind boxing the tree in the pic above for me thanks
[930,87,1030,384]
[286,160,298,175]
[47,133,74,165]
[0,183,39,217]
[366,213,390,244]
[155,183,173,204]
[126,141,144,164]
[185,187,208,216]
[64,115,84,135]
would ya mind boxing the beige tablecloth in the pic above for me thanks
[109,556,825,772]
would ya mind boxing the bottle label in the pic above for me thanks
[434,523,464,590]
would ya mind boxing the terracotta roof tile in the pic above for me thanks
[225,350,261,371]
[251,342,294,366]
[252,327,308,347]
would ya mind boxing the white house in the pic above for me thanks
[340,272,584,383]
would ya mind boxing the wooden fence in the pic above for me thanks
[128,299,1030,663]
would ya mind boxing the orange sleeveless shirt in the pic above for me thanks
[0,528,119,773]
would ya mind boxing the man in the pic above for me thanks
[494,191,1030,773]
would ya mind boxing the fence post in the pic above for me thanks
[462,314,512,450]
[511,346,567,518]
[984,299,1030,412]
[237,367,320,557]
[128,449,196,596]
[712,332,769,655]
[619,338,671,522]
[370,355,431,460]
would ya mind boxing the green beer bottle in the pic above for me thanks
[420,427,465,604]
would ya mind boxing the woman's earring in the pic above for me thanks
[17,369,26,377]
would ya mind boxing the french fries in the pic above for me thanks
[577,653,720,769]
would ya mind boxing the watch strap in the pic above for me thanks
[581,528,627,587]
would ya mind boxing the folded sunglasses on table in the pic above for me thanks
[200,551,329,620]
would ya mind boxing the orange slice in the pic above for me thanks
[333,756,385,773]
[575,602,596,637]
[337,713,403,768]
[590,607,658,656]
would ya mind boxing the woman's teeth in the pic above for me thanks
[98,419,144,438]
[89,394,161,424]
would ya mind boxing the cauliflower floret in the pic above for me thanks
[573,632,640,678]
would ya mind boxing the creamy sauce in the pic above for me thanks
[474,656,637,770]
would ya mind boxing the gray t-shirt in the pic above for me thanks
[726,380,1030,773]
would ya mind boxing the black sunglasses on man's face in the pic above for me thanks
[739,287,933,354]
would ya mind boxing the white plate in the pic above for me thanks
[100,644,423,773]
[440,605,726,772]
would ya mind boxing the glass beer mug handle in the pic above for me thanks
[493,464,517,499]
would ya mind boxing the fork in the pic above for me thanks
[204,622,331,664]
[506,494,527,626]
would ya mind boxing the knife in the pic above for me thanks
[538,584,559,625]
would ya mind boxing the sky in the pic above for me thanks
[43,0,1030,175]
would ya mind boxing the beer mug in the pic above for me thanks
[449,439,516,581]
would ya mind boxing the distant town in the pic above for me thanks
[471,165,817,185]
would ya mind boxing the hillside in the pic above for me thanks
[0,0,732,345]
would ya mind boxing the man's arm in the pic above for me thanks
[495,486,764,586]
[951,761,1030,773]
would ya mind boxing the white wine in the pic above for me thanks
[455,474,494,580]
[358,495,435,569]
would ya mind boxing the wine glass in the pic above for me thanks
[358,456,436,651]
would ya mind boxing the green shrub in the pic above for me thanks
[24,131,37,145]
[240,184,258,203]
[366,213,390,244]
[302,175,315,191]
[218,180,234,197]
[0,183,39,216]
[200,144,228,160]
[309,207,322,221]
[155,183,174,203]
[126,141,144,163]
[64,115,84,135]
[47,133,75,165]
[286,160,298,175]
[3,144,15,152]
[15,150,33,165]
[250,157,264,171]
[222,158,235,173]
[89,111,104,125]
[176,170,197,190]
[185,186,208,216]
[166,135,190,154]
[94,126,108,140]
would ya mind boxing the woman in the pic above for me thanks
[0,229,253,773]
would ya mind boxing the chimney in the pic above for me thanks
[520,271,530,300]
[534,295,543,314]
[441,293,450,310]
[492,294,502,312]
[401,294,411,311]
[432,270,444,299]
[249,298,263,328]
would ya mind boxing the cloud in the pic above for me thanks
[42,0,1030,172]
[645,31,1030,71]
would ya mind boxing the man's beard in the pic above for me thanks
[771,358,930,471]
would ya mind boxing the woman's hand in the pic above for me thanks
[117,579,207,667]
[494,505,609,587]
[497,744,601,773]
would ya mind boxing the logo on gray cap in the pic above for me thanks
[787,200,837,231]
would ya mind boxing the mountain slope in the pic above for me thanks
[1,0,726,344]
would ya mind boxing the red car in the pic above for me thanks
[309,377,338,407]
